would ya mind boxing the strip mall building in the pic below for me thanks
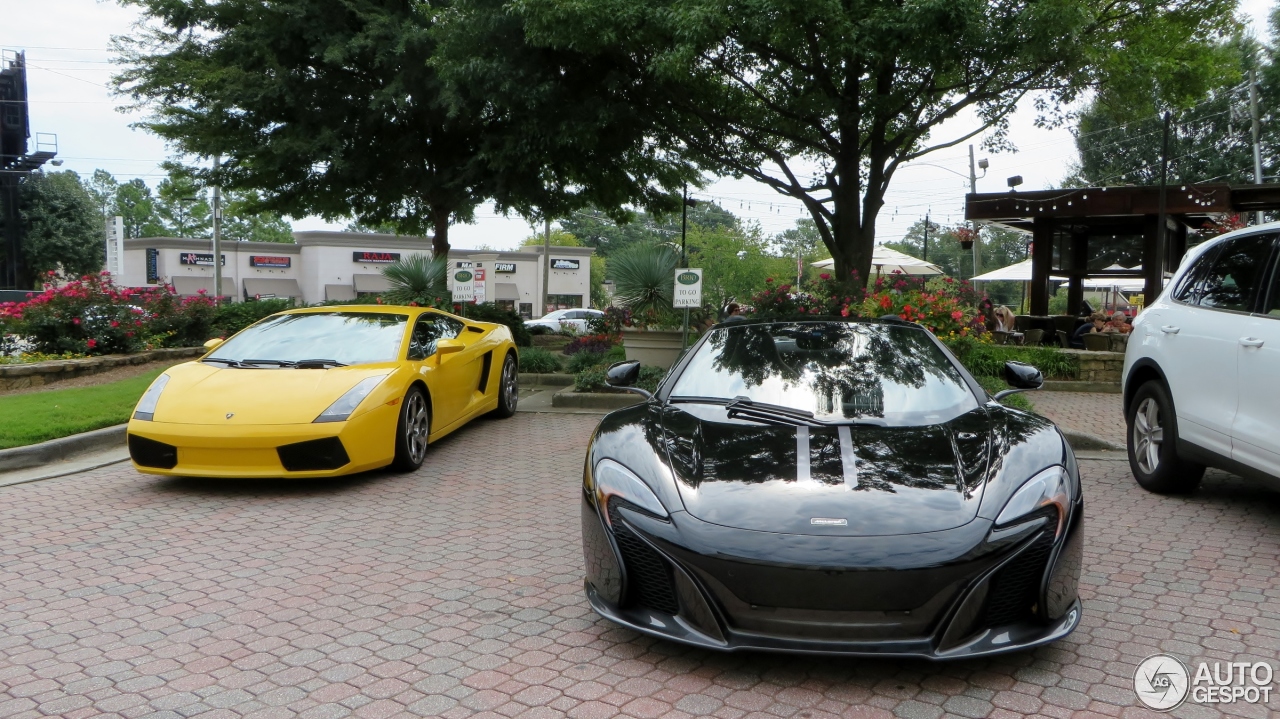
[118,231,595,319]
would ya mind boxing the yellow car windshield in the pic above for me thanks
[208,312,409,366]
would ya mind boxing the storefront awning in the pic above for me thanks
[353,273,391,293]
[325,284,357,302]
[494,282,520,301]
[171,276,235,297]
[243,278,302,300]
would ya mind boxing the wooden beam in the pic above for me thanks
[966,184,1233,221]
[1030,217,1053,316]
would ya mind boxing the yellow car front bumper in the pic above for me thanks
[125,402,399,478]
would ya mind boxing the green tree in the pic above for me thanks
[520,229,582,247]
[152,170,211,238]
[17,171,103,287]
[116,179,161,238]
[559,201,740,257]
[114,0,694,260]
[86,169,119,221]
[516,0,1238,288]
[687,223,792,309]
[222,189,294,243]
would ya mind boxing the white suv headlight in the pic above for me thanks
[314,375,388,423]
[132,374,171,421]
[593,459,668,525]
[995,465,1070,538]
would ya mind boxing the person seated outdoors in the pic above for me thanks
[721,302,748,323]
[1104,311,1132,334]
[1070,312,1108,348]
[992,305,1017,333]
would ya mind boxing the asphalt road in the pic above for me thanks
[1,413,1277,719]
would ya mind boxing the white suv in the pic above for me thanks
[1123,225,1280,493]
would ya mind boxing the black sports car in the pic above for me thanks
[581,318,1083,659]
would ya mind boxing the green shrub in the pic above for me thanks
[210,298,294,338]
[605,344,626,363]
[466,302,533,347]
[943,336,1077,379]
[381,253,450,307]
[637,365,666,393]
[574,364,608,392]
[518,346,562,374]
[568,350,608,373]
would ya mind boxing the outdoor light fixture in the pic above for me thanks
[1007,175,1023,188]
[978,158,989,170]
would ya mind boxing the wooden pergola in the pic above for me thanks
[964,184,1280,315]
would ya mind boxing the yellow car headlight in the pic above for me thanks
[133,374,171,421]
[314,375,388,423]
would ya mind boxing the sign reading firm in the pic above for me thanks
[353,251,400,263]
[493,262,517,273]
[451,269,475,303]
[179,253,225,267]
[673,268,703,308]
[550,258,579,270]
[250,255,291,268]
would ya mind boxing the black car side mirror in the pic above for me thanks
[993,361,1044,401]
[605,360,652,399]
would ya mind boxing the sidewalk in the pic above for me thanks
[1031,390,1126,447]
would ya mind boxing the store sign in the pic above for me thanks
[673,268,703,308]
[250,255,291,268]
[452,269,475,303]
[474,269,486,303]
[146,248,159,283]
[551,258,579,270]
[180,252,225,267]
[353,251,400,263]
[494,262,517,273]
[455,261,473,268]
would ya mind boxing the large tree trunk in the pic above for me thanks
[431,209,450,260]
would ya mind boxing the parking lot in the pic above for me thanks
[2,412,1278,719]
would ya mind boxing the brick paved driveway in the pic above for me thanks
[2,413,1278,719]
[1029,393,1126,447]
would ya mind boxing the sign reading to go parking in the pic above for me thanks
[452,269,475,303]
[673,268,703,308]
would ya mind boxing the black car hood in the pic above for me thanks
[659,403,993,537]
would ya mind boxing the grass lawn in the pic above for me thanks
[0,368,164,449]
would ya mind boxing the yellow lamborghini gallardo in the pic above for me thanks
[126,305,519,478]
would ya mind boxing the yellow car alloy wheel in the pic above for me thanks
[394,387,431,471]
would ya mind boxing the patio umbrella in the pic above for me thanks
[811,246,943,276]
[969,259,1068,282]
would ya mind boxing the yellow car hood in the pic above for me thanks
[152,360,396,425]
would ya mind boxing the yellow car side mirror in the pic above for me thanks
[435,338,465,362]
[203,337,225,351]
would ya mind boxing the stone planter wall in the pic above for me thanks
[621,329,690,370]
[0,347,204,391]
[1059,349,1125,383]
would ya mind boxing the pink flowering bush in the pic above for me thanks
[0,272,216,355]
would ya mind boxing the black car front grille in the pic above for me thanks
[983,510,1057,627]
[277,437,350,472]
[128,434,178,469]
[607,499,680,615]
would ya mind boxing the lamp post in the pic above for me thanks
[680,184,698,348]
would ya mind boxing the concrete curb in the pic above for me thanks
[550,387,641,410]
[0,424,128,472]
[518,372,573,387]
[1060,428,1125,452]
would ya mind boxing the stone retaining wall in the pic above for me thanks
[1059,349,1124,383]
[0,347,204,391]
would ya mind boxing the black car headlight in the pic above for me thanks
[132,373,171,421]
[593,459,668,526]
[995,466,1070,539]
[314,375,388,423]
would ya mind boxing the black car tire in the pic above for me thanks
[1126,380,1204,493]
[490,353,518,419]
[392,386,430,472]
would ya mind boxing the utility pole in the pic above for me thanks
[1251,68,1265,225]
[1156,112,1172,291]
[922,212,930,262]
[968,144,981,275]
[212,154,222,306]
[680,184,690,348]
[541,217,550,318]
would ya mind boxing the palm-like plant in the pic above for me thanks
[381,253,450,306]
[610,243,679,318]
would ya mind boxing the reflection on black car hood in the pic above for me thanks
[660,402,992,537]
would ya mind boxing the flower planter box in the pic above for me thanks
[620,329,688,370]
[0,347,204,391]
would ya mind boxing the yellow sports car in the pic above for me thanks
[126,305,519,478]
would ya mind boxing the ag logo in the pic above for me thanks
[454,270,473,283]
[677,271,699,285]
[1135,654,1190,711]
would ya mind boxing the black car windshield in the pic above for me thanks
[668,322,980,426]
[207,312,408,365]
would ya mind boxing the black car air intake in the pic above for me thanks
[608,499,680,615]
[128,434,178,469]
[982,507,1058,627]
[277,437,350,472]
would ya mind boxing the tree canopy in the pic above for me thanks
[17,171,104,287]
[513,0,1239,287]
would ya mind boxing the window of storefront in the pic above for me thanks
[546,294,583,313]
[519,302,533,319]
[496,299,516,314]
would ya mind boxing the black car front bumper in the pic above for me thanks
[581,494,1083,659]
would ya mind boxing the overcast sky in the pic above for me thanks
[3,0,1275,252]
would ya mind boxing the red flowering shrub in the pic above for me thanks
[563,333,616,356]
[0,272,216,355]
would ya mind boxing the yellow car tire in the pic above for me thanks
[392,386,431,472]
[489,352,519,419]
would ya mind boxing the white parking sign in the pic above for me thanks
[452,268,475,303]
[673,268,703,308]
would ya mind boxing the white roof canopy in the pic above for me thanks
[811,247,942,276]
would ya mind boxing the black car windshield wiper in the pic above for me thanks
[201,357,243,367]
[238,358,348,369]
[240,358,294,367]
[724,397,821,427]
